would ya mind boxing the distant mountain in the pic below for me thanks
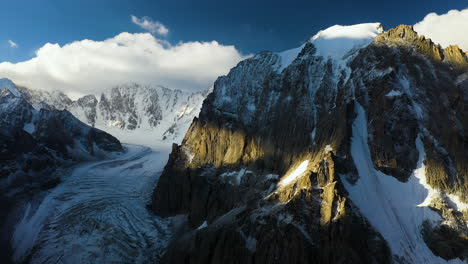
[151,23,468,263]
[0,78,123,182]
[0,78,123,262]
[18,83,207,147]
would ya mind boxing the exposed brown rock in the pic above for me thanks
[375,25,468,70]
[375,25,444,62]
[443,45,468,68]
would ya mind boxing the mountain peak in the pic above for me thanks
[310,22,383,41]
[0,78,21,97]
[276,23,383,72]
[443,45,468,68]
[375,24,468,69]
[309,22,383,60]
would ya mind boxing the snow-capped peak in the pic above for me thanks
[310,22,383,60]
[0,78,21,97]
[276,23,383,72]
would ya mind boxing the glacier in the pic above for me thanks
[11,144,175,263]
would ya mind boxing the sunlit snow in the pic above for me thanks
[275,23,382,73]
[278,160,309,187]
[310,23,383,60]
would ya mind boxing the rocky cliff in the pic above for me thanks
[151,24,468,263]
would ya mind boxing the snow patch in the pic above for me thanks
[107,120,125,128]
[23,122,36,134]
[176,106,194,119]
[245,236,257,253]
[293,224,313,244]
[196,221,208,230]
[220,169,249,185]
[342,102,463,263]
[276,213,293,224]
[386,90,403,97]
[276,45,305,73]
[310,127,317,143]
[446,193,468,212]
[265,173,279,180]
[182,146,195,164]
[324,144,333,153]
[455,73,468,85]
[278,160,309,187]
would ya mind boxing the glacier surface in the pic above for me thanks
[11,144,174,263]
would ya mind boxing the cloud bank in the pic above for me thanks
[8,40,18,48]
[131,15,169,36]
[414,8,468,51]
[0,33,246,98]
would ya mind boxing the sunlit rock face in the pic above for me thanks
[150,23,468,263]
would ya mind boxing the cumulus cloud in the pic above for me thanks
[414,8,468,51]
[131,15,169,36]
[0,32,246,98]
[8,40,18,48]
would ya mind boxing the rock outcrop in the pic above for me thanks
[375,25,468,70]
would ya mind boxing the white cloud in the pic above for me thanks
[8,40,18,48]
[131,15,169,36]
[414,8,468,51]
[0,32,246,98]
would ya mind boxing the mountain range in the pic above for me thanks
[17,83,207,147]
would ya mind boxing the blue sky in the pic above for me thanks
[1,0,467,63]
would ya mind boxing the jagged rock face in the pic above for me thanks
[375,25,468,70]
[72,94,98,125]
[96,83,162,130]
[354,28,468,196]
[18,83,206,144]
[152,24,468,263]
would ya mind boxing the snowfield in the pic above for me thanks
[11,144,174,263]
[342,103,463,264]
